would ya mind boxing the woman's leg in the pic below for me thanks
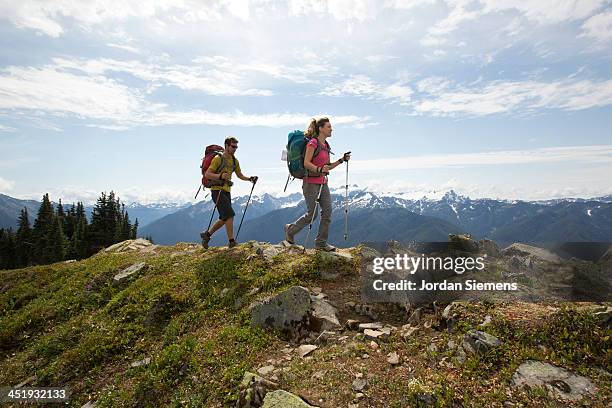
[286,182,319,239]
[315,183,332,248]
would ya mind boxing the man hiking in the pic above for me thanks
[200,137,258,249]
[284,117,351,251]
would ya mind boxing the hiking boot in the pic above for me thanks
[284,224,295,245]
[200,231,211,249]
[228,239,237,248]
[316,243,337,252]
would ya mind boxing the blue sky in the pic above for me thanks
[0,0,611,204]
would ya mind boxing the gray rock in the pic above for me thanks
[250,286,312,340]
[261,390,316,407]
[352,377,368,392]
[237,371,278,408]
[358,322,383,330]
[310,295,341,332]
[511,360,597,401]
[319,250,353,263]
[387,351,400,365]
[257,365,275,376]
[130,357,151,368]
[454,346,467,365]
[364,329,387,341]
[113,262,147,282]
[256,244,283,262]
[15,375,37,388]
[408,307,422,325]
[81,402,95,408]
[297,345,317,358]
[592,306,612,327]
[502,243,562,263]
[479,315,492,327]
[462,330,501,355]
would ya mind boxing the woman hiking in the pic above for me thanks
[284,117,351,251]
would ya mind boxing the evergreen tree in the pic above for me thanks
[32,194,54,264]
[0,228,17,270]
[44,216,66,263]
[131,218,139,239]
[63,203,77,243]
[16,208,33,267]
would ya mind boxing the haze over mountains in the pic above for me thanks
[2,190,612,248]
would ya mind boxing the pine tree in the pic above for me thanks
[32,194,54,264]
[16,208,33,267]
[0,228,17,269]
[131,218,139,239]
[44,215,66,263]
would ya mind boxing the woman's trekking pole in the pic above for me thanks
[304,182,325,250]
[344,161,349,241]
[207,189,222,231]
[235,178,257,240]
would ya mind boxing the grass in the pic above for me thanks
[0,241,609,407]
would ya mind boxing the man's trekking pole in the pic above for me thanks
[206,189,222,231]
[344,160,349,241]
[235,178,257,240]
[303,181,325,250]
[195,185,202,200]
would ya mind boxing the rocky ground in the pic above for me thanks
[0,238,610,407]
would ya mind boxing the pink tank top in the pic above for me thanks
[304,138,330,185]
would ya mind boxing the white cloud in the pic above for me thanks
[350,145,612,171]
[321,74,413,104]
[0,65,145,121]
[421,0,608,46]
[581,10,612,42]
[0,176,15,191]
[0,124,17,132]
[412,77,612,116]
[106,43,141,54]
[0,59,372,129]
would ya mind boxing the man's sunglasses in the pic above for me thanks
[230,145,238,149]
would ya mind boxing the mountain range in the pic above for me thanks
[2,190,612,247]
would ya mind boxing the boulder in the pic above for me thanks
[261,390,316,408]
[511,360,596,401]
[462,330,501,355]
[310,295,341,332]
[250,286,312,340]
[250,286,340,341]
[113,262,147,282]
[502,243,562,263]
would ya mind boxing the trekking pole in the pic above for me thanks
[344,160,349,241]
[206,189,222,231]
[303,181,325,250]
[235,178,257,240]
[194,184,202,200]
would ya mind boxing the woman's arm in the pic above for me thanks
[303,144,320,173]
